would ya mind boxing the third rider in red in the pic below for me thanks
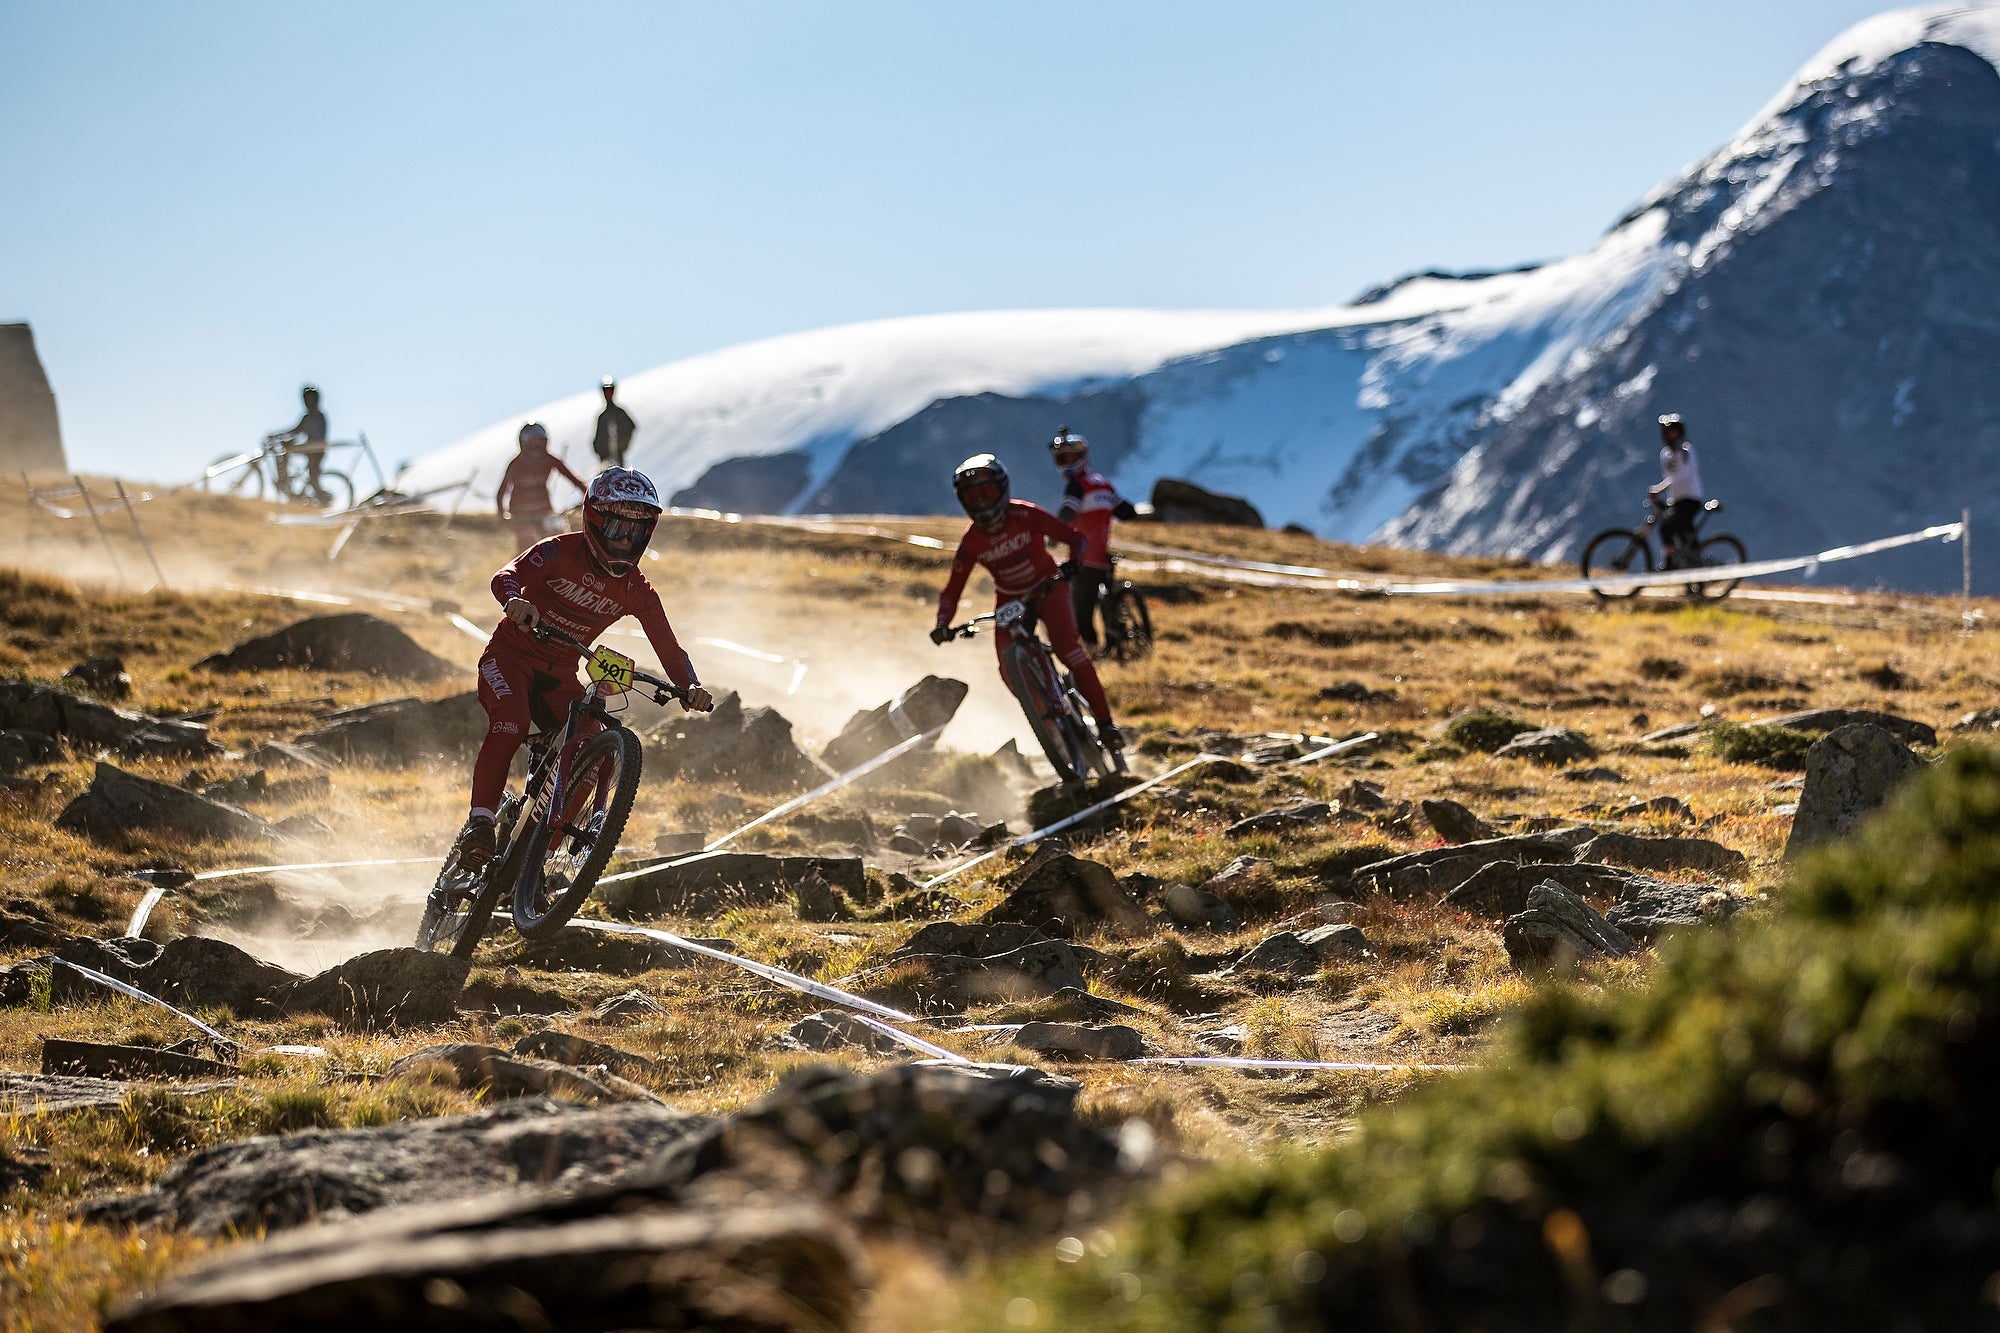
[931,453,1124,758]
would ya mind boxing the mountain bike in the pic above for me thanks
[1580,497,1746,601]
[415,623,686,959]
[1094,559,1154,663]
[941,574,1126,784]
[201,434,379,510]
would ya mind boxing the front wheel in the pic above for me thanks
[512,727,642,938]
[1003,642,1088,783]
[1106,583,1154,662]
[1580,529,1653,599]
[317,470,356,512]
[1687,534,1746,600]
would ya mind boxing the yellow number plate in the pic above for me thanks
[587,647,636,694]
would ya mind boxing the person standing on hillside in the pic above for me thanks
[1648,413,1705,566]
[269,384,330,504]
[1048,425,1138,653]
[497,422,586,554]
[593,376,637,468]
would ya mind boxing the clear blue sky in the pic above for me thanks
[2,0,1888,482]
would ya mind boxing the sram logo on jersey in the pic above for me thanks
[547,577,626,617]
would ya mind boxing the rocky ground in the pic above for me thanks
[0,477,1988,1330]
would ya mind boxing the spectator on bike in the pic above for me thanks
[593,376,637,468]
[931,453,1125,758]
[1647,413,1704,564]
[270,384,330,503]
[1048,425,1139,653]
[451,466,714,869]
[498,422,587,554]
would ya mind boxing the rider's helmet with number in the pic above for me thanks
[583,467,662,576]
[952,454,1011,528]
[518,421,550,447]
[1047,425,1089,474]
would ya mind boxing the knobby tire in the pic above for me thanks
[1581,528,1653,600]
[1004,642,1087,783]
[1108,583,1154,662]
[1689,534,1747,601]
[512,727,643,939]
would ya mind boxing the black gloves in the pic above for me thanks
[930,625,953,645]
[1058,559,1079,580]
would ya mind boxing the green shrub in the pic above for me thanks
[1704,718,1815,770]
[982,747,2000,1330]
[1442,708,1533,753]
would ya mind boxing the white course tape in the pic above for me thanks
[52,959,236,1050]
[187,856,443,886]
[701,725,948,854]
[126,886,167,939]
[1131,1056,1466,1073]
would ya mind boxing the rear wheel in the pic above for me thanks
[1580,529,1653,599]
[1107,583,1154,661]
[1687,534,1746,600]
[1003,642,1088,783]
[512,727,642,938]
[317,470,356,512]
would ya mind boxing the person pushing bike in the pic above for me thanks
[268,383,331,504]
[931,453,1124,758]
[498,422,588,555]
[1048,426,1139,653]
[1648,413,1705,567]
[452,467,713,870]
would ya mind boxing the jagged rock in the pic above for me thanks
[139,936,305,1014]
[1502,882,1637,971]
[0,680,217,758]
[1195,1024,1246,1055]
[891,921,1047,960]
[42,1039,238,1081]
[1163,881,1240,932]
[785,1009,906,1055]
[645,691,821,791]
[979,854,1151,939]
[1149,476,1264,527]
[81,1098,710,1234]
[821,675,969,771]
[293,692,487,764]
[1611,795,1695,821]
[1785,723,1928,857]
[598,852,866,917]
[62,656,131,700]
[0,728,59,775]
[1223,931,1320,979]
[509,924,694,974]
[1200,855,1274,898]
[385,1043,657,1105]
[1563,766,1628,784]
[196,613,458,680]
[0,1071,236,1115]
[1492,727,1595,765]
[1444,861,1658,918]
[105,1201,860,1333]
[1026,773,1141,829]
[1604,882,1745,942]
[1298,923,1370,961]
[512,1030,656,1078]
[1011,1021,1147,1061]
[1760,707,1936,748]
[56,762,276,844]
[1420,797,1494,843]
[1575,831,1747,876]
[0,899,65,950]
[1226,800,1332,837]
[1335,779,1390,811]
[793,876,857,922]
[271,948,469,1028]
[1348,835,1577,898]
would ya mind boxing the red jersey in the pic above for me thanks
[936,501,1088,624]
[497,450,585,519]
[488,533,696,688]
[1058,469,1125,571]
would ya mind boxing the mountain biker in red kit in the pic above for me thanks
[1048,425,1139,653]
[930,453,1124,757]
[498,422,587,555]
[450,467,714,868]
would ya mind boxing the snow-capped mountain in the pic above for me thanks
[401,5,2000,592]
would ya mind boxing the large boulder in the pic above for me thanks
[979,854,1152,939]
[1574,831,1747,877]
[1603,881,1745,943]
[56,763,276,844]
[0,728,60,775]
[1491,727,1596,765]
[1163,880,1240,932]
[1420,797,1495,844]
[1226,800,1333,837]
[196,613,459,680]
[1149,477,1264,527]
[1501,882,1637,971]
[271,948,469,1028]
[293,693,488,764]
[0,681,217,758]
[383,1043,658,1106]
[1760,707,1936,748]
[645,691,821,791]
[1785,723,1928,857]
[597,852,865,917]
[1445,861,1666,918]
[1348,835,1578,898]
[821,675,969,771]
[139,936,305,1014]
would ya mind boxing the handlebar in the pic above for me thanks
[937,571,1067,640]
[528,622,689,704]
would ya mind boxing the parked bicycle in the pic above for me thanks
[1094,558,1154,663]
[201,433,386,510]
[941,573,1127,785]
[1580,496,1746,601]
[415,623,686,959]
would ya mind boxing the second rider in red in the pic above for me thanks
[931,453,1123,757]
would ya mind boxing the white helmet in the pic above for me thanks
[583,467,662,574]
[518,421,549,446]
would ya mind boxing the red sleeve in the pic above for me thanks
[936,534,978,627]
[632,583,696,690]
[553,457,586,495]
[1032,505,1088,565]
[491,536,555,605]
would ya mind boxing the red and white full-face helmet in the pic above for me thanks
[583,468,661,575]
[1048,425,1089,474]
[952,453,1011,529]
